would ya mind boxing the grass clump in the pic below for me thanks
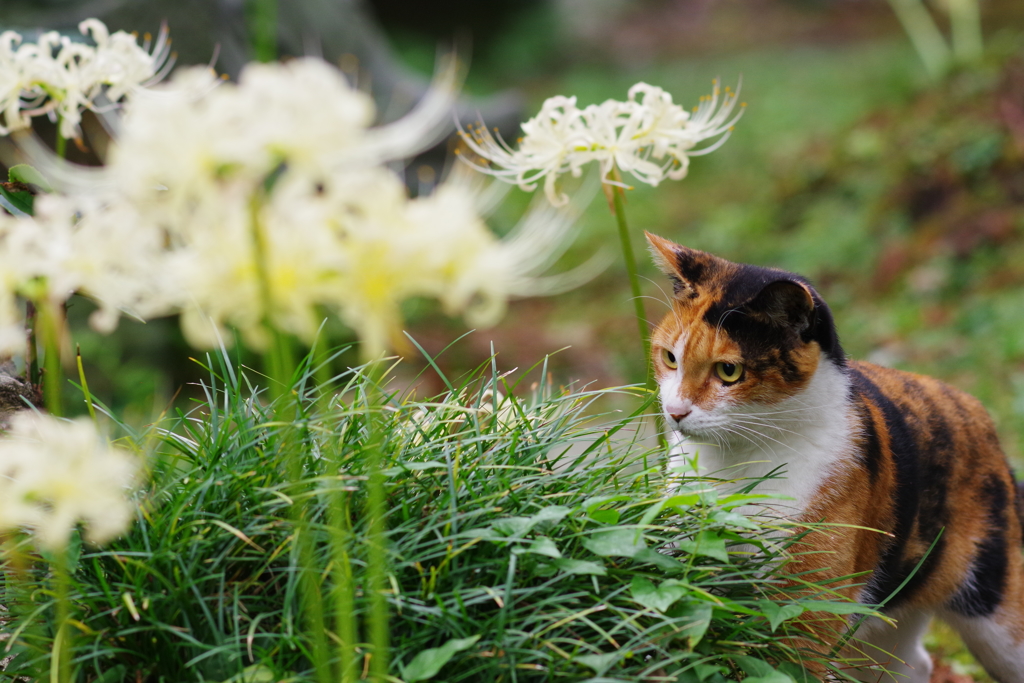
[1,349,875,682]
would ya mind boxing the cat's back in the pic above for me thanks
[836,359,1022,613]
[846,358,1003,471]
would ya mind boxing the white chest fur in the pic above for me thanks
[664,354,857,519]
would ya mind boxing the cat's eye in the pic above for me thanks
[661,348,678,369]
[715,362,743,384]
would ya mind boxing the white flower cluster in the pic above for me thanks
[5,55,585,358]
[0,19,170,139]
[0,412,137,550]
[459,81,743,206]
[0,193,171,354]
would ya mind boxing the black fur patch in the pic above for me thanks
[668,275,697,299]
[853,396,883,483]
[948,474,1009,617]
[703,263,845,366]
[675,251,709,287]
[850,368,947,609]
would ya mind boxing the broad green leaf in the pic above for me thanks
[694,663,729,681]
[530,505,570,528]
[630,576,688,612]
[93,666,128,683]
[403,635,481,682]
[588,508,621,525]
[634,547,687,573]
[709,509,759,530]
[776,661,822,683]
[735,655,773,676]
[491,506,571,538]
[491,516,534,537]
[743,674,795,683]
[667,601,713,647]
[551,558,607,576]
[217,665,277,683]
[734,656,797,683]
[582,494,631,512]
[512,537,561,558]
[757,599,805,631]
[676,530,729,563]
[457,527,503,542]
[0,184,32,216]
[8,164,53,192]
[577,651,622,675]
[583,528,646,558]
[639,493,702,527]
[673,663,728,683]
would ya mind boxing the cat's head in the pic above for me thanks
[646,232,844,439]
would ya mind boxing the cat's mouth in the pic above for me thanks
[666,419,706,438]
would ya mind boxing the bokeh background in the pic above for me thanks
[4,2,1024,678]
[3,0,1024,461]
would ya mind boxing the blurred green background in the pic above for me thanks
[4,0,1024,471]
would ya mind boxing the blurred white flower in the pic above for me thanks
[31,195,175,330]
[9,55,592,358]
[109,58,431,231]
[0,19,171,139]
[459,80,743,205]
[0,412,137,549]
[0,195,173,354]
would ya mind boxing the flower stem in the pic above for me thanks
[26,300,39,390]
[361,355,390,682]
[313,344,359,682]
[249,191,331,682]
[248,0,277,63]
[609,177,652,379]
[51,551,72,683]
[37,298,63,417]
[331,492,358,682]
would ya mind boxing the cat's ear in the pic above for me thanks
[745,280,815,334]
[645,232,705,299]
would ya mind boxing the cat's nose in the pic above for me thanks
[669,409,691,422]
[666,399,693,423]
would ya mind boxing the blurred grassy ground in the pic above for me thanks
[388,4,1024,474]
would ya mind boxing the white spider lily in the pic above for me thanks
[0,32,44,134]
[0,413,138,550]
[459,80,743,205]
[0,19,171,140]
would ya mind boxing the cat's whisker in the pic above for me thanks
[639,274,675,312]
[718,424,777,459]
[729,418,806,441]
[728,423,804,457]
[730,403,842,417]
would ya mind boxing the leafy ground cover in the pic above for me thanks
[1,352,881,682]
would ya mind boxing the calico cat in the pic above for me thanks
[646,232,1024,683]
